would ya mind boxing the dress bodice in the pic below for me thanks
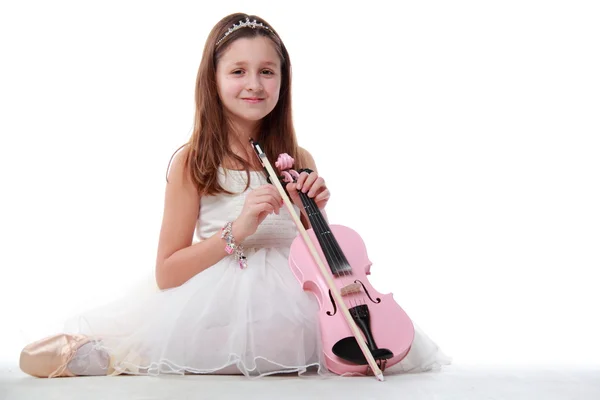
[194,167,301,248]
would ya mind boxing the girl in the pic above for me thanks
[19,12,451,379]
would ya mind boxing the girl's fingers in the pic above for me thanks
[314,188,329,203]
[255,203,274,219]
[249,194,281,214]
[295,172,310,191]
[286,182,296,197]
[300,172,320,194]
[307,177,325,197]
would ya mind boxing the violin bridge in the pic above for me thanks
[340,282,363,296]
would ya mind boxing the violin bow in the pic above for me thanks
[249,139,385,382]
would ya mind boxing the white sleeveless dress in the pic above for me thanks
[63,167,451,377]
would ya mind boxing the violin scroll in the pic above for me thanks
[274,153,301,185]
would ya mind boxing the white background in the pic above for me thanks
[1,0,598,369]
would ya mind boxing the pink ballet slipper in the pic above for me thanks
[19,333,91,378]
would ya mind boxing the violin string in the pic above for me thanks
[298,191,363,311]
[296,191,340,268]
[296,190,348,286]
[310,191,365,310]
[297,191,342,276]
[297,189,363,311]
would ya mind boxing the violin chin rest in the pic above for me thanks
[332,337,394,366]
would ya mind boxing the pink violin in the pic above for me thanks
[251,140,414,381]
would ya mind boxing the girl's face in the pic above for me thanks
[216,36,281,131]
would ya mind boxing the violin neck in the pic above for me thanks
[297,191,352,276]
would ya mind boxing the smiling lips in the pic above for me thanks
[242,97,264,104]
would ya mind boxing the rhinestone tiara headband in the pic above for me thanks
[216,16,272,46]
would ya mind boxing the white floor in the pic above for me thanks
[1,363,599,400]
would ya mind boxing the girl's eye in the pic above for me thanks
[231,69,274,75]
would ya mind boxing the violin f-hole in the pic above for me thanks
[355,280,381,304]
[326,289,337,316]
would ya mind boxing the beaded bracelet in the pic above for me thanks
[220,221,247,269]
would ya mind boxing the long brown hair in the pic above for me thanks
[166,13,305,197]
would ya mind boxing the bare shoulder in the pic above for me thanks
[166,145,195,188]
[156,145,201,278]
[298,146,318,172]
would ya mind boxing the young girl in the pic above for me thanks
[19,12,451,379]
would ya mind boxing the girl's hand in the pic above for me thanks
[285,170,330,213]
[233,184,283,241]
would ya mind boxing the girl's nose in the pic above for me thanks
[246,75,263,92]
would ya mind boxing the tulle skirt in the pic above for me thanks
[63,246,451,378]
